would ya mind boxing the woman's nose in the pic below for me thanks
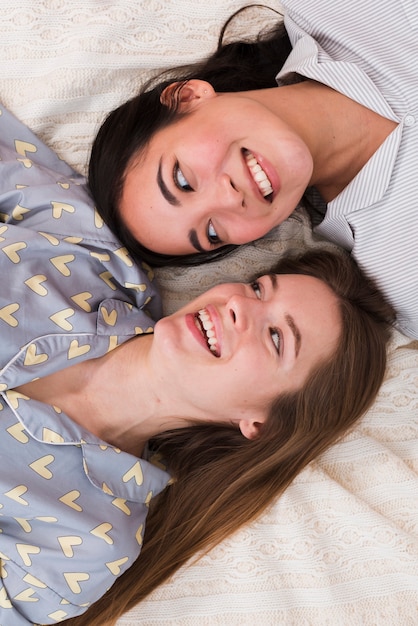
[227,294,255,333]
[217,173,244,211]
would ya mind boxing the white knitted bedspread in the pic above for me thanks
[2,2,417,624]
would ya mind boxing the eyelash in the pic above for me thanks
[173,161,223,248]
[251,281,282,356]
[270,328,281,355]
[207,220,221,245]
[173,161,193,192]
[251,281,262,298]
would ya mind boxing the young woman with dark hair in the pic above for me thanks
[88,0,418,339]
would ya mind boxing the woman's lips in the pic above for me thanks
[243,148,280,201]
[185,306,221,357]
[196,309,219,355]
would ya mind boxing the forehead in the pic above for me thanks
[276,272,341,336]
[275,272,335,298]
[119,142,173,250]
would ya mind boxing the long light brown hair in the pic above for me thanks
[65,250,395,626]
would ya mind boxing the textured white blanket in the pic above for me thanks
[2,2,417,624]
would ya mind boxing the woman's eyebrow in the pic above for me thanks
[268,274,302,357]
[286,313,302,357]
[188,228,205,253]
[157,158,180,206]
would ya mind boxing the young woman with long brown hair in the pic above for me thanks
[60,249,395,626]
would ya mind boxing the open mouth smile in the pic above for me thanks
[243,149,273,201]
[195,308,220,357]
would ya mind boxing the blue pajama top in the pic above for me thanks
[0,105,170,625]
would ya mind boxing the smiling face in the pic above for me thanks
[120,80,313,255]
[150,272,341,438]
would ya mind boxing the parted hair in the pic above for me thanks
[88,5,290,267]
[64,249,395,626]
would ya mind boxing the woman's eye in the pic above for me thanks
[173,162,193,191]
[251,281,261,299]
[207,220,221,244]
[270,328,281,355]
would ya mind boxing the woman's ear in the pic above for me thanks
[160,79,215,111]
[239,416,265,440]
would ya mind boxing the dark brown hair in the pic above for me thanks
[64,249,395,626]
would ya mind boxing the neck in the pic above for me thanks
[16,335,182,455]
[245,80,397,201]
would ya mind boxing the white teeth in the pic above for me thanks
[197,309,219,356]
[245,150,273,198]
[254,171,266,183]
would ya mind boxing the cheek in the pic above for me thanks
[182,116,231,160]
[187,140,223,172]
[223,209,282,244]
[230,351,277,393]
[234,220,270,243]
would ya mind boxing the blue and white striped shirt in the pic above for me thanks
[279,0,418,338]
